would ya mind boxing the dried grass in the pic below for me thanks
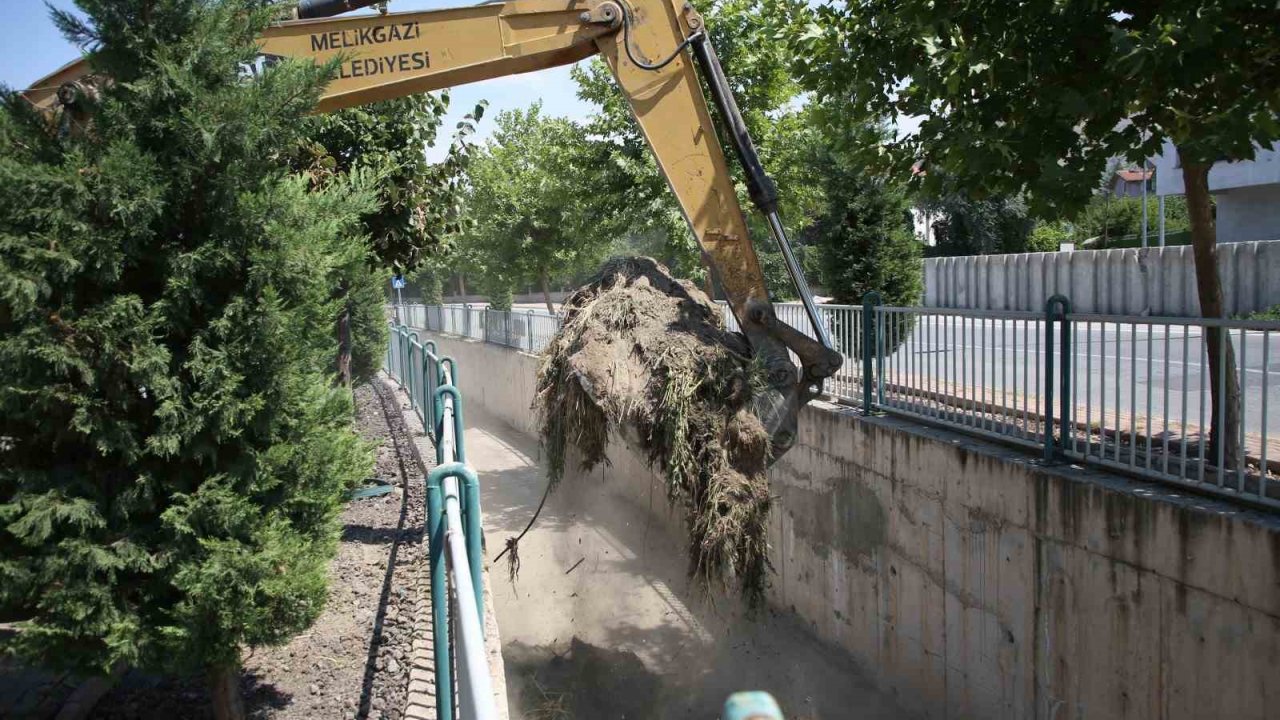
[534,257,773,604]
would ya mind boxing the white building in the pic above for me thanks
[1151,141,1280,243]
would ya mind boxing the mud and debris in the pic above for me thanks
[534,257,773,603]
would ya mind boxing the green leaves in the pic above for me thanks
[455,104,620,304]
[0,0,372,677]
[780,0,1280,217]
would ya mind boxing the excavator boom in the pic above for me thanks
[23,0,842,454]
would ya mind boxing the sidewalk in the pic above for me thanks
[463,404,908,720]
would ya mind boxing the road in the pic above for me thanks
[864,315,1280,443]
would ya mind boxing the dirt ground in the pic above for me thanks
[80,382,427,720]
[465,403,908,720]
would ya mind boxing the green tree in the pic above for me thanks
[572,0,821,288]
[1028,221,1070,252]
[814,178,920,307]
[0,3,373,717]
[925,194,1034,257]
[459,104,620,313]
[300,95,484,384]
[1077,194,1191,247]
[786,0,1280,466]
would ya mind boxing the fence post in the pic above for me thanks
[397,325,409,389]
[527,310,535,352]
[861,292,882,414]
[433,385,466,465]
[424,470,451,720]
[440,357,459,389]
[1044,295,1072,461]
[424,350,438,440]
[460,469,484,636]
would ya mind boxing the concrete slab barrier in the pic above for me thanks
[925,240,1280,316]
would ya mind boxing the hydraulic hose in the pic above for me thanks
[294,0,385,20]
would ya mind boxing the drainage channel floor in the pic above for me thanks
[464,405,909,720]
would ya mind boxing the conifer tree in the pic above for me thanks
[0,2,374,717]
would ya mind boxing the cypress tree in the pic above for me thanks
[0,2,375,716]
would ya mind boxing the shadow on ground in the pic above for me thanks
[505,638,661,720]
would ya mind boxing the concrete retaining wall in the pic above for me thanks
[425,332,1280,720]
[924,240,1280,315]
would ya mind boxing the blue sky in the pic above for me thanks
[0,0,594,160]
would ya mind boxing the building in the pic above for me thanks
[1151,141,1280,243]
[1109,167,1152,198]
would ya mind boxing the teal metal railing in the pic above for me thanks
[385,323,496,720]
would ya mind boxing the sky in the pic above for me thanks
[0,0,595,160]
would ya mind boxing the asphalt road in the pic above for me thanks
[865,315,1280,441]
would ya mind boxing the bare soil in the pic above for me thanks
[84,382,427,720]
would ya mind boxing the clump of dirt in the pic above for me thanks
[535,257,773,604]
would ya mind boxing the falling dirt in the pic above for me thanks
[534,257,773,604]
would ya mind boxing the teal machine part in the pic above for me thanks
[723,691,784,720]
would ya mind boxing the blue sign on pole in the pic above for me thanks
[392,275,406,289]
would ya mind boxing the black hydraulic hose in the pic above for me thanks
[688,33,779,216]
[615,1,703,71]
[295,0,384,20]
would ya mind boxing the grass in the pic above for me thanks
[1079,229,1192,249]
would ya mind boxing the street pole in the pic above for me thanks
[1158,194,1166,247]
[1141,161,1149,248]
[396,285,403,325]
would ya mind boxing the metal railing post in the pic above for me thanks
[398,325,410,389]
[408,333,421,412]
[440,357,459,390]
[1044,295,1071,461]
[433,385,466,465]
[424,350,438,440]
[462,471,484,633]
[861,292,882,414]
[424,470,451,720]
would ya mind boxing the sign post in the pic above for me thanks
[392,274,406,324]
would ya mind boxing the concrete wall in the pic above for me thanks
[923,239,1280,315]
[424,332,1280,720]
[1217,184,1280,245]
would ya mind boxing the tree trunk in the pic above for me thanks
[54,662,126,720]
[457,273,467,297]
[208,662,245,720]
[336,299,352,388]
[539,269,555,315]
[1180,152,1242,472]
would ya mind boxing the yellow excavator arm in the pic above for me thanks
[24,0,842,453]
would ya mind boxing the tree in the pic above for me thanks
[572,0,822,289]
[803,111,921,355]
[925,194,1034,257]
[1076,194,1191,247]
[299,94,484,384]
[786,0,1280,467]
[458,105,621,314]
[814,180,920,308]
[0,2,373,717]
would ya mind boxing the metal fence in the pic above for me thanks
[400,301,1280,510]
[385,325,497,720]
